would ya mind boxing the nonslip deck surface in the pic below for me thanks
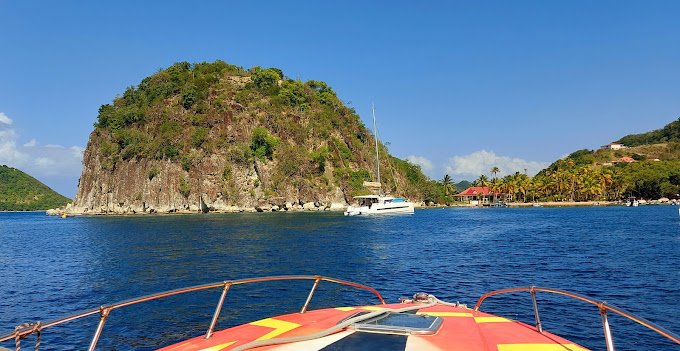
[158,304,589,351]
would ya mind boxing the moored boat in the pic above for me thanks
[343,104,414,216]
[344,195,415,216]
[2,275,678,351]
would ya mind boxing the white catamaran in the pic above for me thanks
[344,105,415,216]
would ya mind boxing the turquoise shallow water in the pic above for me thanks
[1,206,679,350]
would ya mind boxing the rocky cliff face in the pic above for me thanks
[73,139,347,214]
[70,61,428,214]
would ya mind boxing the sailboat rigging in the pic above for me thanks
[344,104,415,216]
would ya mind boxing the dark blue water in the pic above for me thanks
[1,207,679,350]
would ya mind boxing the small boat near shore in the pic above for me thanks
[344,195,415,216]
[2,275,679,351]
[344,104,414,216]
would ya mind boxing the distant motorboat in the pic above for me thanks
[626,196,639,207]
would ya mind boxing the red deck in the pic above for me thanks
[159,303,589,351]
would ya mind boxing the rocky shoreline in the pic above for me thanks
[46,200,437,216]
[49,199,351,215]
[46,199,679,216]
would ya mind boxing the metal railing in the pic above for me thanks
[0,275,385,351]
[473,286,680,351]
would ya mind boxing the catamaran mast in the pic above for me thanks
[372,103,382,194]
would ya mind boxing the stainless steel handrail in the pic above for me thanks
[473,286,680,350]
[0,275,385,351]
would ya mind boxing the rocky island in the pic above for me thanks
[68,61,432,214]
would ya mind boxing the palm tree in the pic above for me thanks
[491,177,503,203]
[490,166,500,179]
[580,172,601,201]
[505,172,526,203]
[609,171,624,200]
[531,176,546,202]
[442,174,455,196]
[516,173,531,202]
[599,169,614,200]
[548,169,568,201]
[565,160,577,201]
[502,174,515,201]
[473,175,490,205]
[474,174,490,187]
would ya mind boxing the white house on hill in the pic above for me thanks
[601,142,626,150]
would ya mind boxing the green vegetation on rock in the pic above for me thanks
[85,60,433,205]
[250,127,279,160]
[0,165,71,210]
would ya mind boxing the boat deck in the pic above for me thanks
[160,303,588,351]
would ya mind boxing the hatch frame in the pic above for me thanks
[351,311,443,335]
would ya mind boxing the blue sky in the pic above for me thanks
[1,1,679,197]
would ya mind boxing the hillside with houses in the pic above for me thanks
[446,118,680,205]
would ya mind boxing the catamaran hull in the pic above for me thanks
[344,204,415,216]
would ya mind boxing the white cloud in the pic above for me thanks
[0,138,27,164]
[0,112,13,125]
[0,112,83,196]
[70,146,85,158]
[35,157,57,168]
[406,155,434,172]
[0,115,25,164]
[444,150,548,180]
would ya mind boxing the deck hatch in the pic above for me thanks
[352,312,442,335]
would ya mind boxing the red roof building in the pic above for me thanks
[454,186,510,205]
[454,186,497,196]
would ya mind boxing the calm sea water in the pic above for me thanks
[1,207,679,350]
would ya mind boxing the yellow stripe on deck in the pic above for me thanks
[361,306,387,311]
[334,306,387,312]
[474,316,512,323]
[249,318,301,341]
[198,341,236,351]
[334,307,356,311]
[416,312,473,317]
[498,344,589,351]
